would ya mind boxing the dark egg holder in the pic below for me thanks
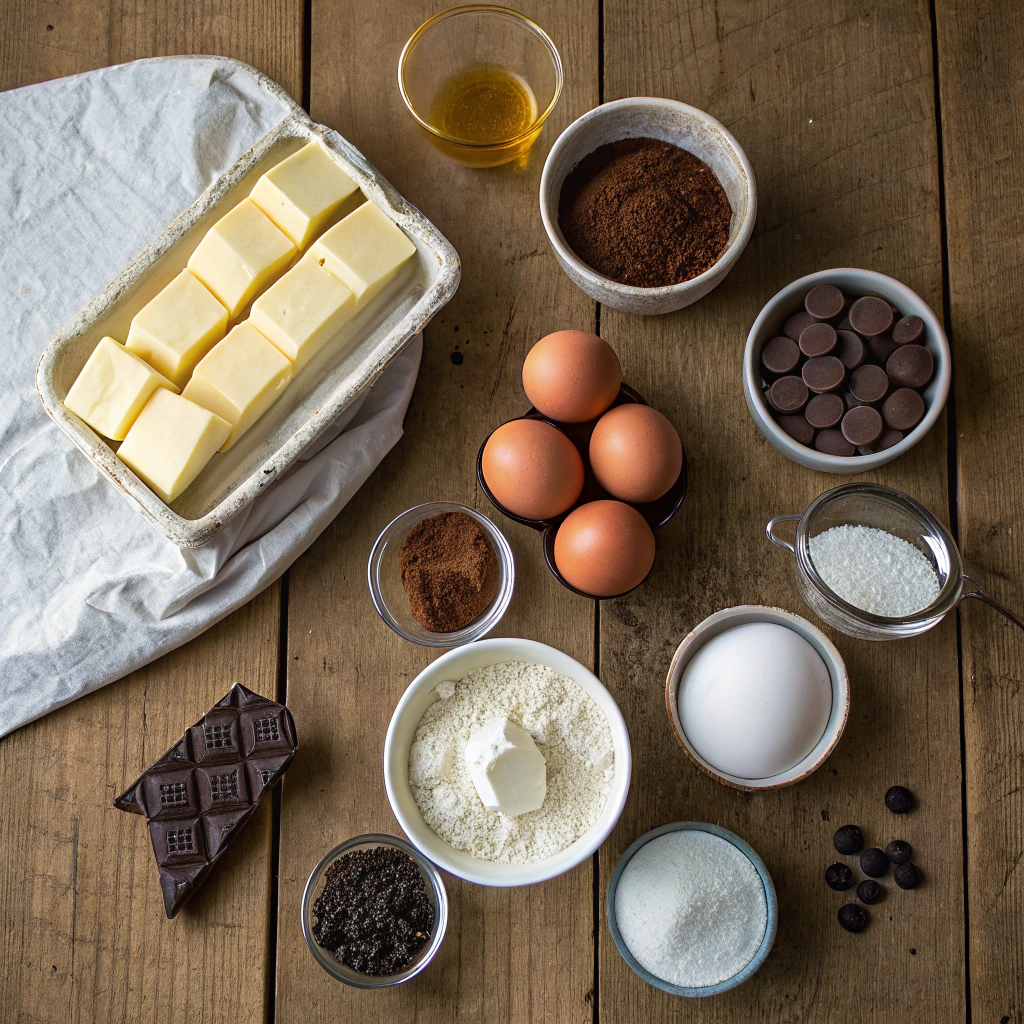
[475,383,688,599]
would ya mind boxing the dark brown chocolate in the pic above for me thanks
[114,682,298,918]
[761,335,801,376]
[849,295,894,336]
[805,284,845,321]
[799,322,837,358]
[805,392,845,429]
[784,310,817,342]
[868,333,898,365]
[802,355,846,393]
[814,428,855,456]
[849,363,889,405]
[777,414,815,445]
[882,387,925,431]
[836,330,866,369]
[841,406,883,447]
[892,315,924,345]
[858,428,904,455]
[770,375,809,412]
[887,344,934,389]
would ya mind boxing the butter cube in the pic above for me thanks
[126,270,229,388]
[64,337,179,440]
[187,199,297,319]
[249,255,356,371]
[249,142,361,249]
[464,717,547,818]
[182,322,293,451]
[117,388,230,503]
[308,201,416,310]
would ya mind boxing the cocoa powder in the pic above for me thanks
[557,137,732,288]
[399,511,499,633]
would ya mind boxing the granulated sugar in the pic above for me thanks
[809,525,940,616]
[408,661,614,864]
[614,830,767,988]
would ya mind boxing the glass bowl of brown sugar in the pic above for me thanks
[368,501,516,647]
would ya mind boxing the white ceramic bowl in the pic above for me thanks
[743,269,951,473]
[539,97,757,315]
[384,637,631,886]
[665,606,849,791]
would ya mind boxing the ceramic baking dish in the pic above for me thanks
[36,95,460,547]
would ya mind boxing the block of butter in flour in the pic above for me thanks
[64,337,179,441]
[249,141,361,250]
[117,388,230,503]
[308,201,416,311]
[464,717,546,818]
[249,255,356,372]
[187,199,297,319]
[126,270,229,388]
[182,322,293,451]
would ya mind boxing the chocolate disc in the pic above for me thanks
[784,310,817,342]
[776,414,815,446]
[799,322,837,357]
[886,344,934,388]
[836,330,866,369]
[849,295,894,336]
[769,375,809,412]
[857,428,904,455]
[805,284,845,321]
[802,355,846,393]
[882,387,926,431]
[814,428,855,456]
[841,405,883,447]
[761,335,801,376]
[868,333,898,364]
[849,363,889,404]
[892,315,925,345]
[842,389,862,410]
[805,392,845,429]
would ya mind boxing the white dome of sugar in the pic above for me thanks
[677,622,832,780]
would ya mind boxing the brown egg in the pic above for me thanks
[522,330,622,423]
[589,404,682,503]
[553,500,656,597]
[481,418,584,521]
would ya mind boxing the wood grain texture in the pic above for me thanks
[273,2,600,1020]
[934,1,1024,1020]
[597,1,965,1020]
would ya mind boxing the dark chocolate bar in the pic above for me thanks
[114,682,297,918]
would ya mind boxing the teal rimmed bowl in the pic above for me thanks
[606,822,778,997]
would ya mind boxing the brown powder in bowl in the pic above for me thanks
[399,511,500,633]
[557,137,732,288]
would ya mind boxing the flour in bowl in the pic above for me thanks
[408,660,615,864]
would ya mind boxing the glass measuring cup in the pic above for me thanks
[766,483,1024,640]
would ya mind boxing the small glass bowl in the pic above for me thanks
[301,833,448,988]
[367,501,515,647]
[398,5,563,167]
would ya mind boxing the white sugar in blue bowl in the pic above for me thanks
[607,822,777,997]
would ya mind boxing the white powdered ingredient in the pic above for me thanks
[809,524,941,616]
[614,830,767,988]
[408,660,614,864]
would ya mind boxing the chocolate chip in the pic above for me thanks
[849,363,889,404]
[857,428,903,455]
[857,879,884,905]
[892,315,924,345]
[836,330,866,369]
[802,355,845,393]
[776,414,815,446]
[805,393,845,429]
[849,295,894,336]
[784,310,817,342]
[805,284,845,321]
[841,406,883,447]
[761,335,801,376]
[799,322,837,357]
[894,862,922,890]
[886,840,912,865]
[860,847,890,878]
[833,824,864,855]
[838,903,869,932]
[886,345,934,389]
[868,333,898,364]
[826,863,855,891]
[769,375,809,413]
[814,428,855,456]
[882,388,925,431]
[885,785,914,814]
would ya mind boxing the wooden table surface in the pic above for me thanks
[2,0,1022,1020]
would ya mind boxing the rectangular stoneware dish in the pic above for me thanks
[36,93,460,547]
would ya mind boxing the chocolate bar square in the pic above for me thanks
[114,682,297,918]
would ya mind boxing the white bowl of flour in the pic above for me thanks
[384,638,631,886]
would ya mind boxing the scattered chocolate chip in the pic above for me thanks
[838,902,869,932]
[842,406,883,447]
[826,862,856,891]
[805,284,845,320]
[815,428,856,456]
[861,847,890,878]
[885,785,914,814]
[886,840,912,864]
[892,315,924,345]
[784,310,817,342]
[836,330,866,369]
[805,393,845,429]
[894,862,922,890]
[800,322,838,357]
[882,388,925,431]
[761,335,801,376]
[868,333,899,364]
[887,345,934,389]
[833,824,864,855]
[857,879,884,904]
[777,414,815,446]
[849,295,894,336]
[849,363,889,405]
[769,375,809,413]
[802,355,846,393]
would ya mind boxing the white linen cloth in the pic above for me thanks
[0,56,422,738]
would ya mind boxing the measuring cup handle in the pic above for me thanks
[961,574,1024,633]
[766,514,801,553]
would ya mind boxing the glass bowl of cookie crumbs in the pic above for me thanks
[368,501,516,647]
[301,833,448,988]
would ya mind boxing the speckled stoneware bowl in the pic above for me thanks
[539,97,756,315]
[665,605,849,791]
[36,57,460,547]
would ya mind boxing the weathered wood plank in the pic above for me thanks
[598,1,965,1020]
[274,2,600,1020]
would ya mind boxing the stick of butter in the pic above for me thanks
[125,270,229,388]
[182,322,293,451]
[249,141,361,250]
[187,199,297,320]
[117,388,231,503]
[249,255,356,372]
[64,337,179,441]
[308,201,416,311]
